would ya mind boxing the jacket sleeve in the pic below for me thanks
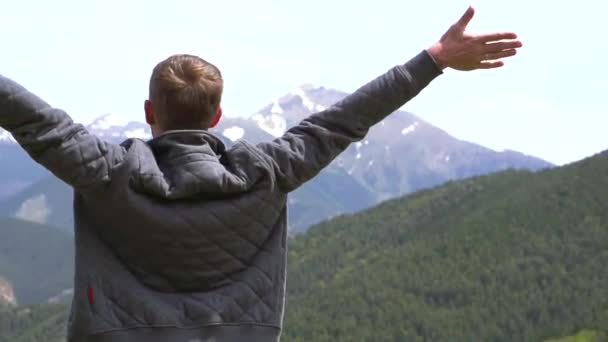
[255,50,443,193]
[0,75,126,191]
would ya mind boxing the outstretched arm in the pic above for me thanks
[255,6,522,193]
[0,75,125,191]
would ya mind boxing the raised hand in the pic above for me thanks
[427,6,523,71]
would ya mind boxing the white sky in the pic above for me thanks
[1,0,606,165]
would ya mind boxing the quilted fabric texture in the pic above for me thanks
[0,49,442,341]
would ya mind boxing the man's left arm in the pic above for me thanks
[0,74,125,190]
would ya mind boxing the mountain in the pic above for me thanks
[0,217,73,305]
[216,84,553,200]
[282,150,608,341]
[0,150,605,342]
[0,85,553,233]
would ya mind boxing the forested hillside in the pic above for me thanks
[0,304,68,342]
[0,217,73,304]
[283,151,608,341]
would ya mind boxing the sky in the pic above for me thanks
[1,0,606,166]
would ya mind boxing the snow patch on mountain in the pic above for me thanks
[124,128,151,140]
[291,87,317,112]
[15,194,50,225]
[90,114,129,130]
[251,113,287,137]
[223,126,245,142]
[271,101,283,114]
[401,121,420,135]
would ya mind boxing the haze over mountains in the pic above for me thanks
[0,83,552,234]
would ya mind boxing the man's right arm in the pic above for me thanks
[255,50,443,193]
[254,6,523,193]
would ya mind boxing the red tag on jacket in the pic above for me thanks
[87,285,95,305]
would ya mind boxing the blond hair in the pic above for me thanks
[149,54,223,130]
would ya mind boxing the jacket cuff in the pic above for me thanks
[398,49,443,93]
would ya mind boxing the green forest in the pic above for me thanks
[1,151,608,341]
[282,150,608,341]
[0,304,68,342]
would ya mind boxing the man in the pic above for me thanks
[0,6,521,342]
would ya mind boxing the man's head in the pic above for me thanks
[145,54,223,137]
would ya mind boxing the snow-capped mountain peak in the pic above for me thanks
[248,83,333,137]
[87,114,152,142]
[251,113,287,138]
[297,82,319,90]
[290,87,324,112]
[270,101,284,114]
[89,113,130,130]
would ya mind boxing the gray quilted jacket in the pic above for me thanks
[0,50,441,341]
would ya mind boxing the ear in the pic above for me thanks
[209,106,222,128]
[144,100,155,125]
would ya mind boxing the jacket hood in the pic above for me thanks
[130,130,259,200]
[148,130,227,158]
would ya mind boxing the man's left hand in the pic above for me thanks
[427,6,523,71]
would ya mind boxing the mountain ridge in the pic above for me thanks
[0,84,553,233]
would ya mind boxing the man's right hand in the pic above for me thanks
[427,6,523,71]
